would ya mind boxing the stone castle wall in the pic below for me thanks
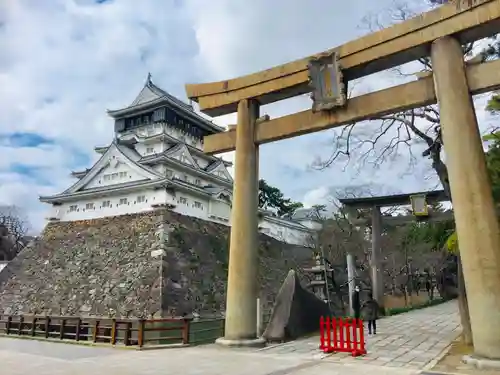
[0,209,312,318]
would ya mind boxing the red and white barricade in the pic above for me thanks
[319,316,366,357]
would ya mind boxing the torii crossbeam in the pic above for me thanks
[185,0,500,362]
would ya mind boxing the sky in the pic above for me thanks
[0,0,497,233]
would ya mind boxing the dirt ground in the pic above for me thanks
[429,338,500,375]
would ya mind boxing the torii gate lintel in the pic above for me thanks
[186,1,500,361]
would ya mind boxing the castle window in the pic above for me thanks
[143,116,149,124]
[146,147,154,154]
[69,205,78,212]
[102,200,111,208]
[119,171,128,178]
[195,179,201,186]
[111,173,119,180]
[104,174,111,182]
[194,201,203,210]
[119,198,128,205]
[165,169,173,178]
[86,203,95,210]
[179,197,187,205]
[137,195,146,203]
[183,174,189,182]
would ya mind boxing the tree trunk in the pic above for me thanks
[457,254,473,346]
[433,156,473,346]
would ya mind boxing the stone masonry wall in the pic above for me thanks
[0,209,312,318]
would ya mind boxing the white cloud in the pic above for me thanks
[0,0,198,232]
[1,0,497,234]
[302,186,330,208]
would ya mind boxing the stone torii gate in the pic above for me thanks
[339,190,450,308]
[185,0,500,361]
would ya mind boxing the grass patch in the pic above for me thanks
[385,297,446,316]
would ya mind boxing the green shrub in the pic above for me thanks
[385,297,445,316]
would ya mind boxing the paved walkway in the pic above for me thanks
[257,300,460,370]
[0,301,460,375]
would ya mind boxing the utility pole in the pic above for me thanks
[347,253,356,316]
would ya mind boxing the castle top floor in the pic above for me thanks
[106,74,225,145]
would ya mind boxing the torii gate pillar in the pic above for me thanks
[215,99,265,347]
[432,36,500,360]
[371,206,385,309]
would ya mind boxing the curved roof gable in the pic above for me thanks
[62,142,162,195]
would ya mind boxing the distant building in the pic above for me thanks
[40,75,321,246]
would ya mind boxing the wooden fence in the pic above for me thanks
[0,315,225,348]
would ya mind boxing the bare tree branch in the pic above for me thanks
[0,205,31,261]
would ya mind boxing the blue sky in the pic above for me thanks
[0,0,496,233]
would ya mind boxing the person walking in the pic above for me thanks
[361,292,380,335]
[352,285,361,320]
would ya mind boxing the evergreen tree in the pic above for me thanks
[258,179,303,217]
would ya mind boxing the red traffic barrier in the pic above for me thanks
[319,316,366,357]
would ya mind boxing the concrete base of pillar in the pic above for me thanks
[463,354,500,370]
[215,336,266,348]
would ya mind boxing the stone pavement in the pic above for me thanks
[0,300,460,375]
[257,300,460,370]
[0,341,423,375]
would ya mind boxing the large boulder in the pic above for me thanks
[263,269,331,342]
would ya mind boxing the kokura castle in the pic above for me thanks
[39,75,321,246]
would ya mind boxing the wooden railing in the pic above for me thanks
[0,315,202,348]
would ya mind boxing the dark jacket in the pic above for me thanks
[361,299,379,321]
[352,290,361,316]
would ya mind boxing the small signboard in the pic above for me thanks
[410,194,429,216]
[308,51,346,112]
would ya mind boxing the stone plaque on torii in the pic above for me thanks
[308,51,346,112]
[185,0,500,363]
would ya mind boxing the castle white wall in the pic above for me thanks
[49,188,226,225]
[49,189,166,221]
[172,192,212,220]
[258,218,315,247]
[48,188,314,246]
[208,199,231,223]
[48,119,316,246]
[153,164,166,175]
[135,142,162,156]
[85,161,147,189]
[117,123,217,167]
[296,219,323,231]
[164,125,203,149]
[194,157,210,169]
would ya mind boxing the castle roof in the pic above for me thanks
[116,131,232,167]
[288,208,323,222]
[42,137,233,203]
[107,74,225,134]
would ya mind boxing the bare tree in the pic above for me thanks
[313,0,486,344]
[0,205,31,261]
